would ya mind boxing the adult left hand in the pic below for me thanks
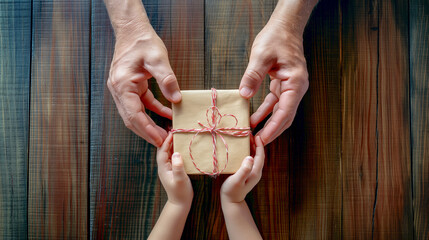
[239,19,309,145]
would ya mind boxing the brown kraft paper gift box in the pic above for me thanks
[172,89,250,175]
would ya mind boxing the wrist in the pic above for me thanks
[167,199,192,212]
[104,0,153,39]
[220,194,245,208]
[221,199,247,215]
[269,0,318,36]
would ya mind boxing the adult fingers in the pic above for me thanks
[247,136,265,185]
[142,111,168,142]
[141,89,173,119]
[252,136,265,172]
[171,152,188,182]
[109,90,165,147]
[239,51,272,99]
[250,92,278,128]
[146,57,181,104]
[131,112,167,147]
[257,90,301,145]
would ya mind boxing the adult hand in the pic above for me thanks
[220,136,265,204]
[107,13,181,147]
[239,19,308,146]
[156,133,193,207]
[239,0,318,145]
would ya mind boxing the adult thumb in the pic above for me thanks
[239,53,271,99]
[149,60,182,103]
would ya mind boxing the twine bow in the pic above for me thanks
[171,88,251,177]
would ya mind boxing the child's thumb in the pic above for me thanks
[172,152,187,180]
[233,156,254,182]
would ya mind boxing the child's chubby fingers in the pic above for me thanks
[247,136,265,184]
[171,152,188,182]
[156,133,173,171]
[229,156,254,185]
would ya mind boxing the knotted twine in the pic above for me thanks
[171,88,251,177]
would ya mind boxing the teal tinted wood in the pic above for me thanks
[90,0,204,238]
[28,0,89,238]
[204,0,275,238]
[0,0,31,238]
[90,0,158,238]
[410,0,429,237]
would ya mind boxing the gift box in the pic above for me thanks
[172,89,250,175]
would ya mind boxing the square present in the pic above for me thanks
[172,89,250,175]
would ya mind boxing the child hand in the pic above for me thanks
[156,133,193,207]
[221,136,265,204]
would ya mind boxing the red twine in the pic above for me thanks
[171,88,251,177]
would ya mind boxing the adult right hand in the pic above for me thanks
[107,17,181,147]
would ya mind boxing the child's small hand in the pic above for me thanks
[221,136,265,204]
[156,133,193,207]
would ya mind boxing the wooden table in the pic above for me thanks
[0,0,428,239]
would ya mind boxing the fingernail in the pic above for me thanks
[172,92,181,103]
[240,87,252,98]
[245,156,254,167]
[172,152,180,159]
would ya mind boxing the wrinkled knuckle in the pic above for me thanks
[245,69,264,84]
[108,69,128,92]
[123,112,137,129]
[293,68,309,94]
[251,46,266,58]
[148,50,166,66]
[159,74,176,87]
[107,76,120,92]
[123,119,133,129]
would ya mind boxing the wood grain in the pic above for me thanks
[0,0,31,239]
[204,1,275,239]
[374,0,412,238]
[410,0,429,238]
[341,0,379,238]
[90,0,158,238]
[289,0,342,238]
[28,0,89,238]
[342,0,413,238]
[1,0,422,238]
[90,0,204,239]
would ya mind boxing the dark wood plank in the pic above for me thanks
[0,0,31,238]
[289,0,342,238]
[28,0,89,238]
[410,0,429,238]
[90,0,204,238]
[342,0,413,238]
[341,0,378,238]
[205,1,283,239]
[374,0,412,238]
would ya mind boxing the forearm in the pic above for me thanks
[148,201,191,240]
[222,200,262,240]
[270,0,318,35]
[103,0,152,37]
